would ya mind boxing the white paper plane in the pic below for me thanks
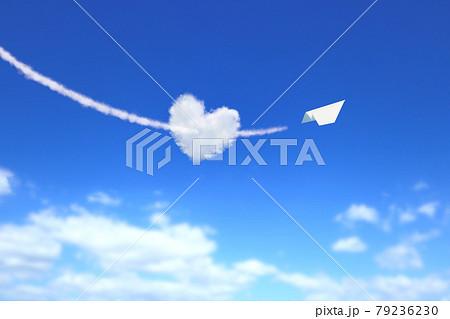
[301,100,345,126]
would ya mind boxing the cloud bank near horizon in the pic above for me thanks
[0,204,448,301]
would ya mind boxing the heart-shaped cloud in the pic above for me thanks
[169,94,241,159]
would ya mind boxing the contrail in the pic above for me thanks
[0,45,287,136]
[0,46,171,130]
[237,126,288,137]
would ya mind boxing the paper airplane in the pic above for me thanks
[301,100,345,126]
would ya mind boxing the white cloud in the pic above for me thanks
[0,207,278,300]
[144,201,170,211]
[277,273,342,296]
[276,272,450,300]
[169,94,240,160]
[390,203,441,224]
[168,94,287,159]
[0,205,448,300]
[399,211,416,224]
[413,181,429,191]
[369,275,448,300]
[409,229,440,244]
[149,212,170,227]
[372,229,439,273]
[388,205,417,225]
[233,259,278,276]
[0,209,61,279]
[375,244,423,270]
[417,202,439,218]
[332,236,367,253]
[0,168,13,196]
[46,272,238,301]
[28,207,216,273]
[445,207,450,224]
[335,204,379,226]
[87,192,121,206]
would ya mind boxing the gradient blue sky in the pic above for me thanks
[0,0,449,300]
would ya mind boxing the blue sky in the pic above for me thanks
[0,0,449,300]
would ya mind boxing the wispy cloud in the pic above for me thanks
[391,202,440,225]
[0,168,14,196]
[409,229,440,244]
[373,228,440,271]
[417,201,439,218]
[375,244,423,270]
[276,272,449,300]
[332,236,367,253]
[335,204,379,226]
[399,210,416,224]
[413,180,429,191]
[87,192,121,206]
[144,201,170,211]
